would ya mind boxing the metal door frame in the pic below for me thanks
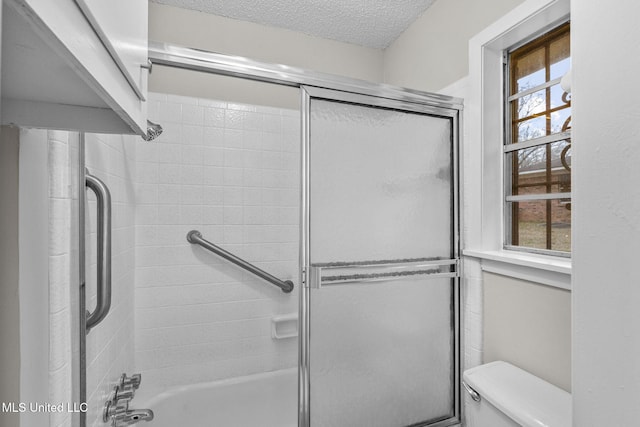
[300,86,461,427]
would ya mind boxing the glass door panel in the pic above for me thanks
[302,87,460,427]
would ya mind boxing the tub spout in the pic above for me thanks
[114,408,154,426]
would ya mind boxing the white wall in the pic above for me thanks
[572,0,640,424]
[447,0,573,394]
[384,0,524,92]
[0,126,20,427]
[18,128,51,427]
[84,133,137,427]
[483,272,571,391]
[134,93,299,393]
[148,3,384,108]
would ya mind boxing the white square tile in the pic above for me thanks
[181,185,203,205]
[203,127,224,147]
[159,102,182,123]
[203,166,224,185]
[223,168,243,186]
[223,149,245,168]
[157,164,181,184]
[181,146,204,165]
[202,186,224,205]
[205,107,226,128]
[182,125,204,146]
[182,104,205,126]
[223,187,243,205]
[223,206,243,225]
[181,165,204,185]
[225,109,244,129]
[242,130,262,151]
[224,129,243,149]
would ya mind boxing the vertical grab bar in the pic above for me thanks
[85,170,112,333]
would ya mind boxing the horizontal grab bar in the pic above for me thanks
[186,230,294,293]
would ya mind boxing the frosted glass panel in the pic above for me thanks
[307,97,456,426]
[309,278,454,427]
[309,100,452,263]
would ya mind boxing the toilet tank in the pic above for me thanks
[463,361,571,427]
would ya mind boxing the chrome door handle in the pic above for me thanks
[85,170,112,333]
[308,258,459,288]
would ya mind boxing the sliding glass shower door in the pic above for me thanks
[300,87,460,427]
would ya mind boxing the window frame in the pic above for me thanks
[503,21,572,257]
[464,0,571,290]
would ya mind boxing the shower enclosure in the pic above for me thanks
[301,87,460,427]
[67,43,462,427]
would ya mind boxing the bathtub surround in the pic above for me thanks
[139,368,297,427]
[134,93,300,392]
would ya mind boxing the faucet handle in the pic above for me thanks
[103,393,128,423]
[115,385,136,402]
[119,373,142,390]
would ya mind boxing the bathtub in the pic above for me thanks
[140,368,297,427]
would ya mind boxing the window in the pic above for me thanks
[505,22,571,254]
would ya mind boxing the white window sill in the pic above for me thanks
[463,249,571,291]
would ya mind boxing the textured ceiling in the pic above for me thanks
[150,0,436,49]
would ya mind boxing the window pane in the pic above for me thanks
[549,31,571,80]
[507,22,570,254]
[508,139,571,196]
[514,89,546,120]
[550,84,570,110]
[509,199,571,252]
[513,116,547,142]
[512,46,545,93]
[511,145,547,192]
[551,107,571,134]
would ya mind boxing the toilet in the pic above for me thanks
[463,361,571,427]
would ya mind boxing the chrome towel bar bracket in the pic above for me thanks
[186,230,294,293]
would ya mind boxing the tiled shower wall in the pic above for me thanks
[84,133,137,427]
[134,93,300,392]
